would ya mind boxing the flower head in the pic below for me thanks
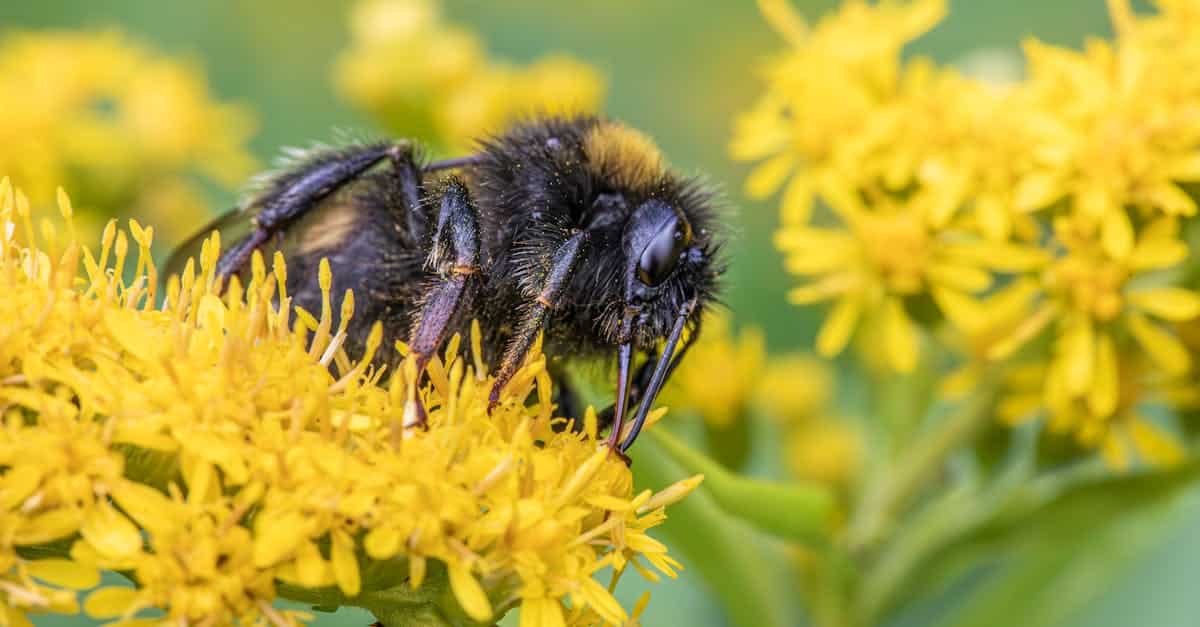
[0,30,257,247]
[335,0,605,153]
[741,0,1200,468]
[776,194,1040,372]
[660,312,766,427]
[0,181,699,625]
[732,0,946,224]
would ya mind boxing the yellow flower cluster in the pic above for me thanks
[737,0,1200,467]
[663,312,861,485]
[0,31,257,248]
[758,356,862,487]
[334,0,605,154]
[0,181,698,626]
[661,312,766,429]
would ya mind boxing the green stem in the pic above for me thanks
[649,427,836,545]
[276,558,500,627]
[634,431,807,627]
[847,382,997,555]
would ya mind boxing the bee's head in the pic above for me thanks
[605,190,722,453]
[580,120,724,454]
[473,116,726,453]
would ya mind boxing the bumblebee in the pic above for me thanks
[170,115,724,458]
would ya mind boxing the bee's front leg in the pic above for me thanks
[405,178,482,427]
[487,230,588,411]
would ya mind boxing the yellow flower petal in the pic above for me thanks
[1129,419,1186,467]
[779,175,815,225]
[1060,317,1094,396]
[930,288,980,332]
[744,153,795,198]
[448,565,493,622]
[1087,332,1118,418]
[253,511,309,567]
[84,587,140,619]
[816,296,861,357]
[363,527,402,560]
[1013,173,1065,212]
[331,529,361,597]
[521,597,566,627]
[786,273,854,304]
[109,480,178,537]
[1127,312,1191,375]
[26,559,101,590]
[80,504,143,561]
[1100,209,1134,259]
[294,541,331,589]
[988,303,1056,360]
[926,263,992,292]
[1101,431,1131,471]
[881,298,918,373]
[1146,182,1198,216]
[1167,153,1200,180]
[3,606,33,627]
[1128,238,1187,271]
[1129,287,1200,321]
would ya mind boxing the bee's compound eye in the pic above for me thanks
[636,214,692,286]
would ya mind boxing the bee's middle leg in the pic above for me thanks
[405,178,481,427]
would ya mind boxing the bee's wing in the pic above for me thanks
[163,208,254,283]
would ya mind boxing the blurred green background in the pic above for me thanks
[5,1,1199,625]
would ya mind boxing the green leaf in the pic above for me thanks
[634,431,809,627]
[881,462,1200,627]
[704,413,753,470]
[649,427,836,545]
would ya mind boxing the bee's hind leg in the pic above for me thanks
[216,141,417,282]
[405,178,482,427]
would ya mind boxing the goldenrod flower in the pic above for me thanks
[743,0,1200,471]
[732,0,946,225]
[753,354,833,425]
[998,358,1192,470]
[940,216,1199,468]
[335,0,605,153]
[986,217,1198,386]
[784,420,863,487]
[0,180,699,626]
[0,30,257,246]
[660,312,765,428]
[776,194,1040,372]
[1012,0,1200,248]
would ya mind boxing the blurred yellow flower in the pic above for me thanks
[335,0,605,153]
[1012,1,1200,249]
[754,354,833,424]
[743,0,1200,470]
[733,0,946,225]
[775,195,1039,372]
[988,217,1197,386]
[998,358,1192,470]
[0,181,698,626]
[0,30,257,247]
[661,312,766,428]
[784,420,863,487]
